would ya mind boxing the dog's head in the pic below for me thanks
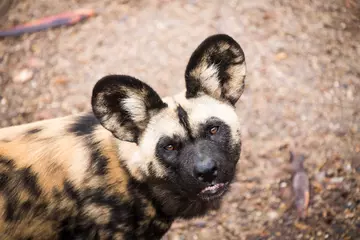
[92,34,246,202]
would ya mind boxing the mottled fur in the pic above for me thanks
[0,34,246,240]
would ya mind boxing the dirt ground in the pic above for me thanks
[0,0,359,239]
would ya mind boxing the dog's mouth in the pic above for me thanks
[198,182,229,201]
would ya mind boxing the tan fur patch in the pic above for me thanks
[190,62,221,97]
[84,204,111,225]
[112,232,125,240]
[0,115,74,141]
[0,115,94,195]
[92,126,131,199]
[0,194,5,221]
[0,220,57,240]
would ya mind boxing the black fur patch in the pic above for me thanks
[155,135,184,167]
[26,128,42,135]
[0,156,15,168]
[0,162,45,222]
[127,179,174,238]
[176,105,193,139]
[0,173,9,190]
[0,160,41,198]
[89,145,109,175]
[81,136,109,176]
[68,113,100,136]
[19,167,42,197]
[5,197,18,220]
[198,117,231,148]
[81,187,135,237]
[199,117,241,166]
[147,162,157,178]
[63,180,82,204]
[59,216,99,240]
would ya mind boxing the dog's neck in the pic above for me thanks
[142,180,222,219]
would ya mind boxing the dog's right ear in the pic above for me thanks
[185,34,246,106]
[91,75,167,143]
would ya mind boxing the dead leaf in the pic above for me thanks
[275,52,288,61]
[291,152,310,219]
[294,221,310,230]
[263,11,275,20]
[52,76,70,85]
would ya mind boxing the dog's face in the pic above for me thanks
[92,34,246,201]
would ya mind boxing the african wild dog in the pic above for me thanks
[0,34,246,239]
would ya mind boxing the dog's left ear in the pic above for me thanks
[185,34,246,105]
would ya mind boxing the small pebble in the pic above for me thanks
[28,57,45,68]
[192,220,206,228]
[344,163,352,172]
[0,97,6,105]
[275,52,288,61]
[330,177,344,184]
[326,169,335,177]
[13,69,34,83]
[315,171,326,183]
[267,211,279,220]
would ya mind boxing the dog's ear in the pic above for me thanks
[92,75,167,143]
[185,34,246,105]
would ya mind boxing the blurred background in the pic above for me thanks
[0,0,359,239]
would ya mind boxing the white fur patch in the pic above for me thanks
[225,62,246,99]
[175,93,241,142]
[190,63,220,96]
[122,92,147,123]
[140,108,187,150]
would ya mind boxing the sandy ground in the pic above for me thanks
[0,0,359,239]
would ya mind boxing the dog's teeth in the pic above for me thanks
[201,183,224,193]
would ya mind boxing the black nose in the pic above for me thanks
[194,158,218,183]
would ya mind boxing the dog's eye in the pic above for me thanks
[209,126,219,135]
[164,144,175,151]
